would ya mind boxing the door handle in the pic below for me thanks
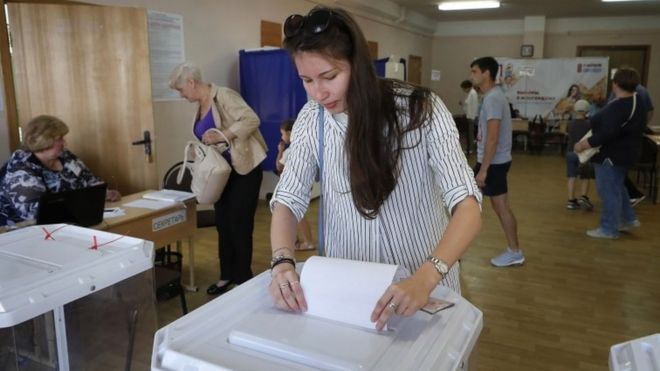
[132,130,152,162]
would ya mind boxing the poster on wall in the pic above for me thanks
[148,10,185,101]
[494,57,609,120]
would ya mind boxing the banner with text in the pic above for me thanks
[495,57,609,119]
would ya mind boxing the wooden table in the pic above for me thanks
[646,134,660,203]
[96,190,198,291]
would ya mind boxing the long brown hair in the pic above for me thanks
[283,6,432,219]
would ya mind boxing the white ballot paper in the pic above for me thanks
[300,256,399,329]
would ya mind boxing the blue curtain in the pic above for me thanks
[239,49,307,171]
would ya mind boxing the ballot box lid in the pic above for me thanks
[152,267,483,371]
[610,333,660,371]
[0,224,153,328]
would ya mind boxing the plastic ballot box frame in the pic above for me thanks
[609,333,660,371]
[151,264,483,371]
[0,224,156,371]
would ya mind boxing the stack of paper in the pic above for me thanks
[142,189,195,202]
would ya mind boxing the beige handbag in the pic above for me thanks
[178,129,231,204]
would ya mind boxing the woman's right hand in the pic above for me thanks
[269,263,307,312]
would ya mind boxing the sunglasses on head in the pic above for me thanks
[283,9,334,38]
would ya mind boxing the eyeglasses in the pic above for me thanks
[283,9,334,38]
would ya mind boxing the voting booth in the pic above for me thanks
[152,257,483,370]
[0,224,156,371]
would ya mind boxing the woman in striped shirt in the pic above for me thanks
[270,6,482,331]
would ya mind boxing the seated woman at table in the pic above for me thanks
[0,115,121,226]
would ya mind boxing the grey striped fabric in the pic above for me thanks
[270,92,482,294]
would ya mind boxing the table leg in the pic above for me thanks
[183,236,198,292]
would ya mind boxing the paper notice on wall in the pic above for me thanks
[148,10,185,101]
[431,69,441,81]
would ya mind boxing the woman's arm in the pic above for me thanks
[217,88,260,140]
[371,197,481,330]
[269,202,307,311]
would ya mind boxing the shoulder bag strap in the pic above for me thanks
[317,107,325,257]
[621,93,636,128]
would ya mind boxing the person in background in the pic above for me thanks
[0,115,121,226]
[275,119,315,251]
[574,68,646,239]
[471,56,524,268]
[627,83,654,206]
[606,74,655,207]
[459,80,479,152]
[565,99,594,211]
[169,62,267,296]
[269,6,482,331]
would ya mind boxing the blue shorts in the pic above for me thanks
[566,152,594,179]
[473,161,511,196]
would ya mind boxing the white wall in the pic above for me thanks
[430,16,660,118]
[85,0,434,194]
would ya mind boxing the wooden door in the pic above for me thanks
[408,55,422,85]
[8,2,157,194]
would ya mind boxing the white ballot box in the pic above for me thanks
[0,224,156,371]
[610,333,660,371]
[152,260,483,371]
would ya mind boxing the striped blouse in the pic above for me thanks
[270,91,482,293]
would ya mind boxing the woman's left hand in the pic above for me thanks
[370,274,434,331]
[201,129,226,145]
[106,189,121,202]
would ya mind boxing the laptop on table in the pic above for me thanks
[36,183,107,227]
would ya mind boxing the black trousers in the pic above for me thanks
[214,164,262,284]
[625,175,644,199]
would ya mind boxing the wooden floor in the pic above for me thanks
[156,152,660,371]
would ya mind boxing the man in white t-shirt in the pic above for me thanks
[470,56,524,268]
[460,80,479,153]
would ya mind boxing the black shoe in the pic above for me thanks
[206,281,233,296]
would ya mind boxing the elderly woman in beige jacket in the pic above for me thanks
[170,62,267,295]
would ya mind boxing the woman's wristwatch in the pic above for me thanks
[426,255,449,279]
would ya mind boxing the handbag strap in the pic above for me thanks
[206,128,231,151]
[621,93,637,128]
[317,106,325,257]
[177,141,199,184]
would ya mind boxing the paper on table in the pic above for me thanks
[123,199,175,210]
[300,256,399,330]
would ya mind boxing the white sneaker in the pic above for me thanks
[490,248,525,267]
[619,220,641,232]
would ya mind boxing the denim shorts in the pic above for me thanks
[566,151,594,179]
[473,161,511,196]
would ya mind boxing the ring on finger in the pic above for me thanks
[279,282,291,289]
[387,301,397,310]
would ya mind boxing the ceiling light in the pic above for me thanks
[438,1,500,11]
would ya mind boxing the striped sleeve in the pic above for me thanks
[269,102,319,222]
[426,94,482,212]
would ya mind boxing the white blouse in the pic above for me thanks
[270,92,482,293]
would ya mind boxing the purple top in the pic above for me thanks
[194,109,215,140]
[194,108,232,164]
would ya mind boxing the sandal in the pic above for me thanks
[294,241,315,251]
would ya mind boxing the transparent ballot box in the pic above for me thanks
[0,224,156,371]
[152,263,483,371]
[610,333,660,371]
